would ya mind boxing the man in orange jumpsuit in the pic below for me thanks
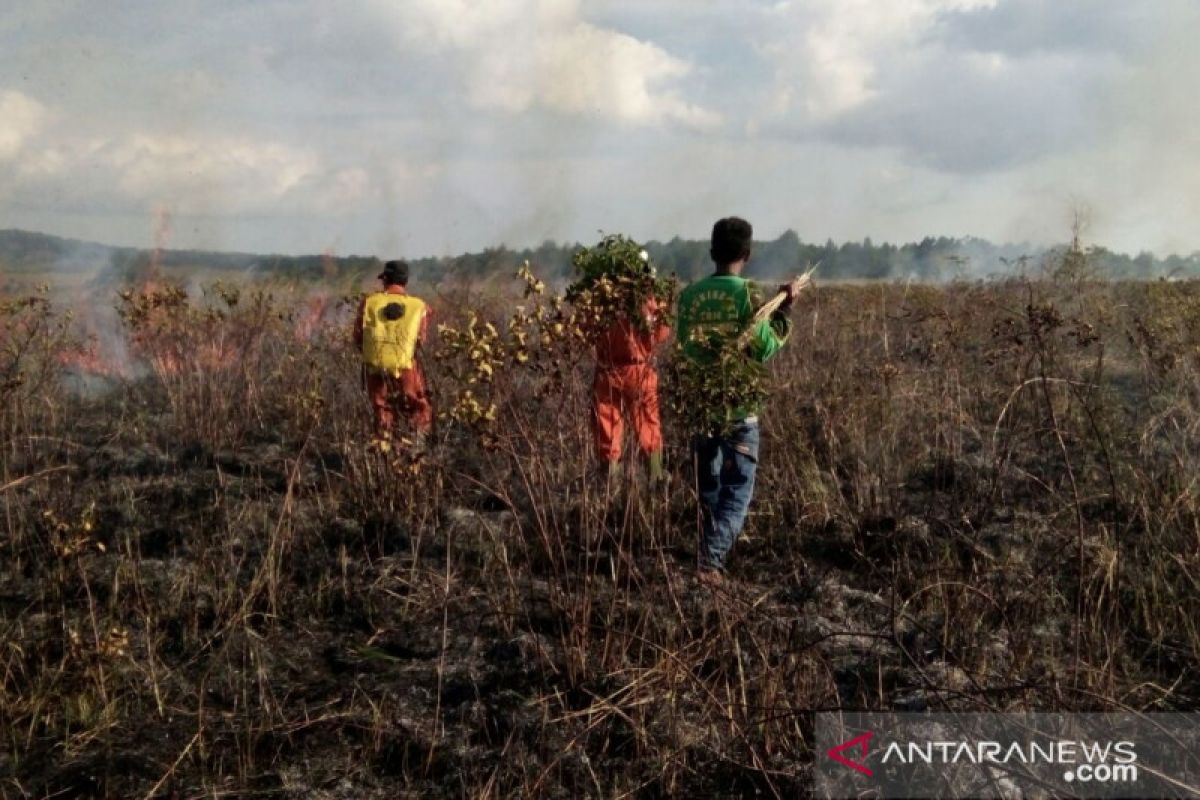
[591,293,672,483]
[354,260,433,448]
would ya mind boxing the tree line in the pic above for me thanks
[4,227,1199,286]
[410,232,1200,284]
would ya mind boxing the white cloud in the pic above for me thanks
[372,0,720,129]
[762,0,998,120]
[105,134,320,203]
[0,90,47,160]
[0,93,355,217]
[381,0,577,49]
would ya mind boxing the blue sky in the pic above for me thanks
[1,0,1197,257]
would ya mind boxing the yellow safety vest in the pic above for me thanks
[361,293,426,376]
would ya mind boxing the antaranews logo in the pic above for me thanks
[826,731,874,777]
[878,738,1138,785]
[825,730,1138,784]
[814,713,1196,799]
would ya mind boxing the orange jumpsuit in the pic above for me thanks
[591,299,671,462]
[354,285,434,435]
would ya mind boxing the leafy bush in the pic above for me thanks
[665,337,771,436]
[566,233,676,335]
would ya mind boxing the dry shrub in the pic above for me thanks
[4,249,1200,796]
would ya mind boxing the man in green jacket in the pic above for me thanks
[676,217,805,585]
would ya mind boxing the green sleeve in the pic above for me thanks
[744,281,791,363]
[747,315,790,362]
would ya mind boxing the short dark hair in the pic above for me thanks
[378,259,409,286]
[710,217,752,266]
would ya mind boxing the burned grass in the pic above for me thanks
[3,267,1200,797]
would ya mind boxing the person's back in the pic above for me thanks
[676,217,806,585]
[677,274,787,366]
[590,295,671,483]
[594,297,670,368]
[354,260,433,448]
[360,291,427,377]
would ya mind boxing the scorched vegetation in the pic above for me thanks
[3,241,1200,797]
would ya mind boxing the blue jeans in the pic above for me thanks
[694,419,760,571]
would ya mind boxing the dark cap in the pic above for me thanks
[378,259,409,284]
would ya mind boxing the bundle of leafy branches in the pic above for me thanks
[665,266,818,437]
[665,334,771,437]
[566,234,676,336]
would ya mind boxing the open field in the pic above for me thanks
[3,263,1200,797]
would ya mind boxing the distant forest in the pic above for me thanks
[3,227,1199,286]
[425,233,1200,284]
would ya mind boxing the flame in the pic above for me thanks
[58,276,347,382]
[55,294,134,379]
[57,344,133,379]
[292,289,352,342]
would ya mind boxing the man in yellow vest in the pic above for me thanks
[354,260,433,447]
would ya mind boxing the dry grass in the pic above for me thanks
[3,259,1200,797]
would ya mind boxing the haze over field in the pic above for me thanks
[1,1,1197,258]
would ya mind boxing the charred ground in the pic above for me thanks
[3,261,1200,797]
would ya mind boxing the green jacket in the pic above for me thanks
[676,273,791,419]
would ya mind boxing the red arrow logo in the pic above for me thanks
[827,731,874,776]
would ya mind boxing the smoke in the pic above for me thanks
[54,245,141,390]
[0,90,46,161]
[1090,0,1200,255]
